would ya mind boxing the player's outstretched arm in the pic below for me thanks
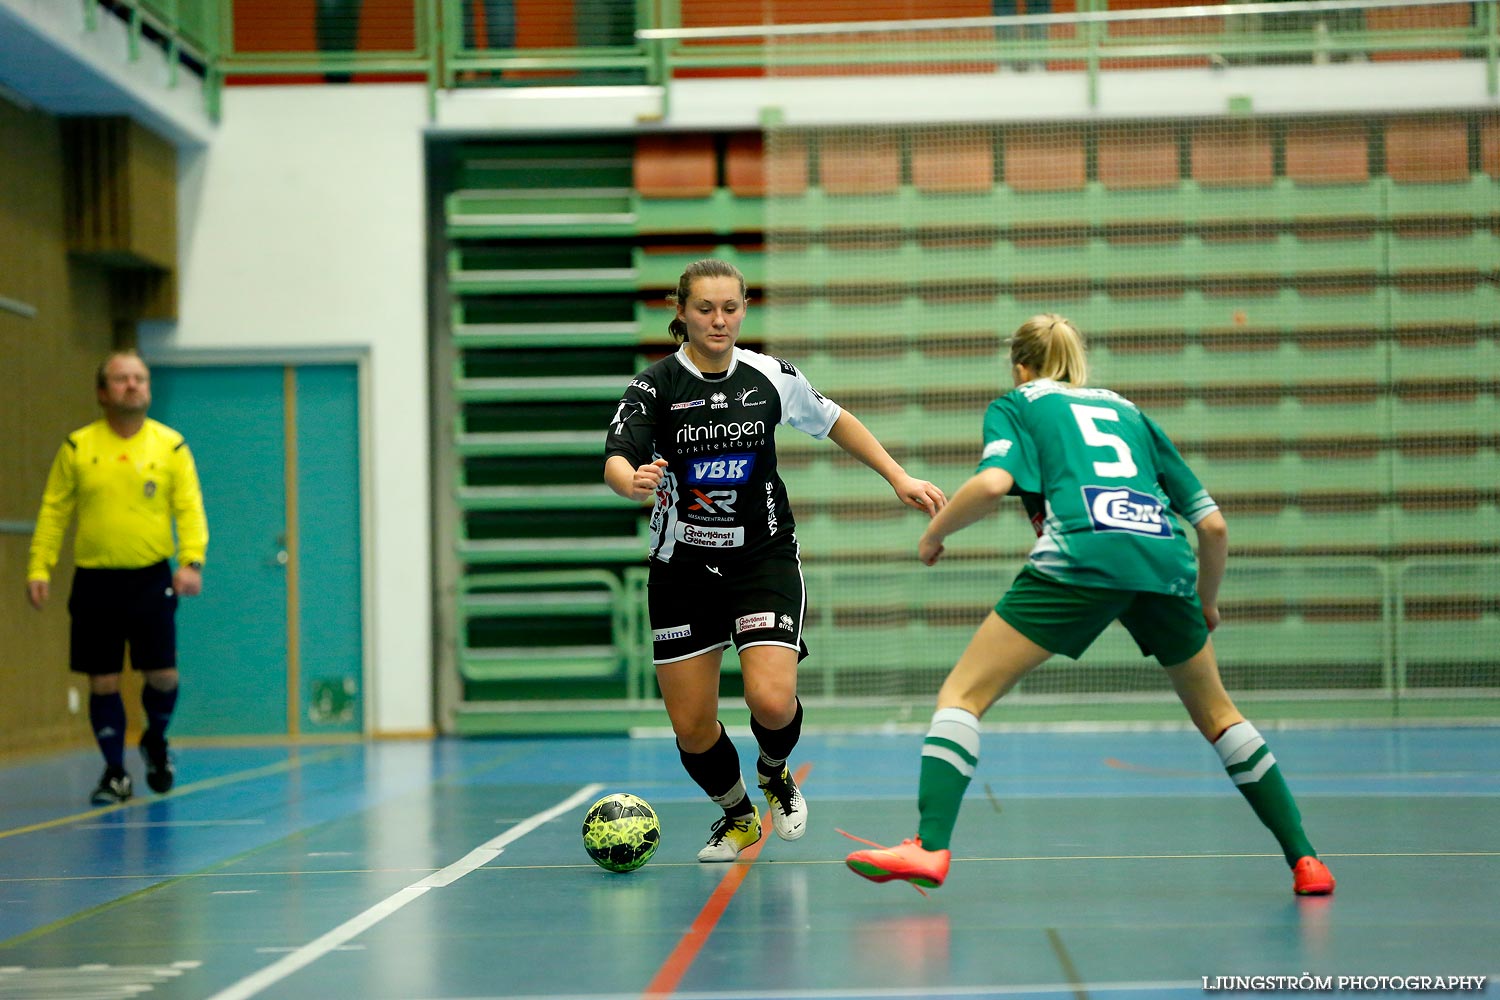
[917,468,1014,565]
[826,412,947,516]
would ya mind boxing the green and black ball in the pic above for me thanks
[581,793,660,873]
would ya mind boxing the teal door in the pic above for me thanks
[150,364,363,736]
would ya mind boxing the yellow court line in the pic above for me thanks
[0,746,355,842]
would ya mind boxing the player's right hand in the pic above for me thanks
[26,579,48,611]
[1202,604,1220,633]
[629,459,669,502]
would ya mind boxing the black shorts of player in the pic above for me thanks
[647,541,809,665]
[67,561,178,675]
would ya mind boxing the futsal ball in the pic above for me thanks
[581,792,660,873]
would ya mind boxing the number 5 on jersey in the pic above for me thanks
[1070,404,1138,478]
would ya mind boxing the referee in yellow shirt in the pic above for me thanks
[27,350,209,805]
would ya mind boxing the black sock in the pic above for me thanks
[751,698,803,778]
[141,684,179,743]
[679,723,753,817]
[89,693,126,771]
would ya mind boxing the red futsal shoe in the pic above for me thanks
[845,837,951,890]
[1292,856,1336,895]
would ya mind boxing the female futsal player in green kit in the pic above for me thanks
[845,313,1335,897]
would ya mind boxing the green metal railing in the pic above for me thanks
[71,0,1500,124]
[80,0,222,115]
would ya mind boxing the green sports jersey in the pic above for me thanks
[977,379,1218,595]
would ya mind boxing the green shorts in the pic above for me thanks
[995,565,1209,666]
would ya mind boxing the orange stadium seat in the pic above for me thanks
[1003,127,1087,192]
[819,132,901,195]
[911,131,996,193]
[1285,123,1370,185]
[1367,3,1471,60]
[1098,126,1180,190]
[766,135,810,196]
[1386,118,1471,183]
[1483,116,1500,179]
[1191,122,1274,188]
[634,134,717,199]
[725,133,766,197]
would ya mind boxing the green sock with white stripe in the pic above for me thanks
[1214,721,1316,866]
[916,707,980,852]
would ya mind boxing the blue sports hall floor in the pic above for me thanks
[0,726,1495,999]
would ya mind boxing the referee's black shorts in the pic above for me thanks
[67,561,178,675]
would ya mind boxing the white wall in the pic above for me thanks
[434,61,1496,132]
[140,84,432,737]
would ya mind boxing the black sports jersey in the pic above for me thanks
[605,345,842,564]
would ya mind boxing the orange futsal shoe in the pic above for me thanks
[845,838,951,890]
[1292,856,1336,896]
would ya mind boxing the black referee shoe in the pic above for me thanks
[140,734,175,794]
[90,769,133,806]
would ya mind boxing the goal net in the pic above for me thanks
[749,2,1498,716]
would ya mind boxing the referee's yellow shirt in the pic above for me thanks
[27,418,209,582]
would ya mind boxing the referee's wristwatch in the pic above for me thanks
[186,561,203,570]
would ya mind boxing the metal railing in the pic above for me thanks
[63,0,1498,123]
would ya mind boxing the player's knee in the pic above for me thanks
[144,668,179,692]
[672,717,722,753]
[742,686,795,728]
[88,674,122,696]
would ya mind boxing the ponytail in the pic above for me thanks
[1008,313,1088,386]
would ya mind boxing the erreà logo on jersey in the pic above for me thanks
[688,453,755,484]
[1082,486,1173,538]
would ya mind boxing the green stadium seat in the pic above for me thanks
[633,245,765,288]
[1391,334,1498,380]
[445,190,636,239]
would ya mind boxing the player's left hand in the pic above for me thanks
[894,477,947,517]
[174,565,203,597]
[917,532,946,566]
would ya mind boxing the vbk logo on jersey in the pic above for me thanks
[1082,486,1173,538]
[688,453,755,484]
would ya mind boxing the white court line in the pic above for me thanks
[203,783,604,1000]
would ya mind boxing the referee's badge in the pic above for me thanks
[143,480,157,498]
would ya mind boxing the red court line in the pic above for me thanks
[641,762,812,999]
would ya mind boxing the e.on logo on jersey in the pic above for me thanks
[1082,486,1173,538]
